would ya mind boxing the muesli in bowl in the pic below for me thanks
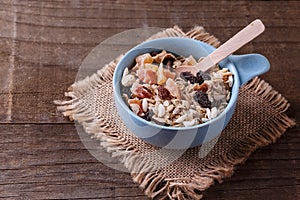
[113,37,269,148]
[121,50,233,127]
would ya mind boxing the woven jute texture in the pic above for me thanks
[55,26,295,200]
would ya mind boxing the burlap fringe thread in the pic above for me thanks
[54,26,295,200]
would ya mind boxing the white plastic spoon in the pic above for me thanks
[175,19,265,75]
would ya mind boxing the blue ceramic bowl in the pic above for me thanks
[113,37,270,149]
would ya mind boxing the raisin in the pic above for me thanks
[180,71,197,84]
[158,86,171,100]
[196,75,204,85]
[196,71,211,81]
[194,91,211,108]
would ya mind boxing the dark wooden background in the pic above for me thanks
[0,1,299,199]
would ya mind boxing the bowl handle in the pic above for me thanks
[228,54,270,86]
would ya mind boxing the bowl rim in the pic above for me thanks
[113,37,240,131]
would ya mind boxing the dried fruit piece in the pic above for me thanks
[133,86,153,99]
[195,74,204,85]
[164,68,176,80]
[144,63,159,72]
[193,83,209,93]
[128,99,143,116]
[165,78,181,99]
[157,64,167,85]
[158,86,171,100]
[137,69,157,84]
[128,98,141,105]
[135,53,153,65]
[180,71,197,83]
[194,91,211,108]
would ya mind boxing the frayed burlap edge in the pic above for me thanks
[54,26,296,200]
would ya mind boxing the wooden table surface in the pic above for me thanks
[0,1,299,199]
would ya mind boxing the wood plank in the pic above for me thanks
[204,186,298,200]
[0,124,146,199]
[0,123,298,199]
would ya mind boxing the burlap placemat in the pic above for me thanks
[55,26,295,199]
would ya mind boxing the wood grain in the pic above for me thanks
[0,1,299,199]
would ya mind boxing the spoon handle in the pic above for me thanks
[198,19,265,71]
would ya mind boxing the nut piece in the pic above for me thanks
[163,100,170,107]
[157,104,165,118]
[175,114,187,123]
[121,68,136,87]
[210,107,218,119]
[172,107,181,115]
[183,119,197,127]
[166,104,174,112]
[121,74,136,87]
[142,99,148,112]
